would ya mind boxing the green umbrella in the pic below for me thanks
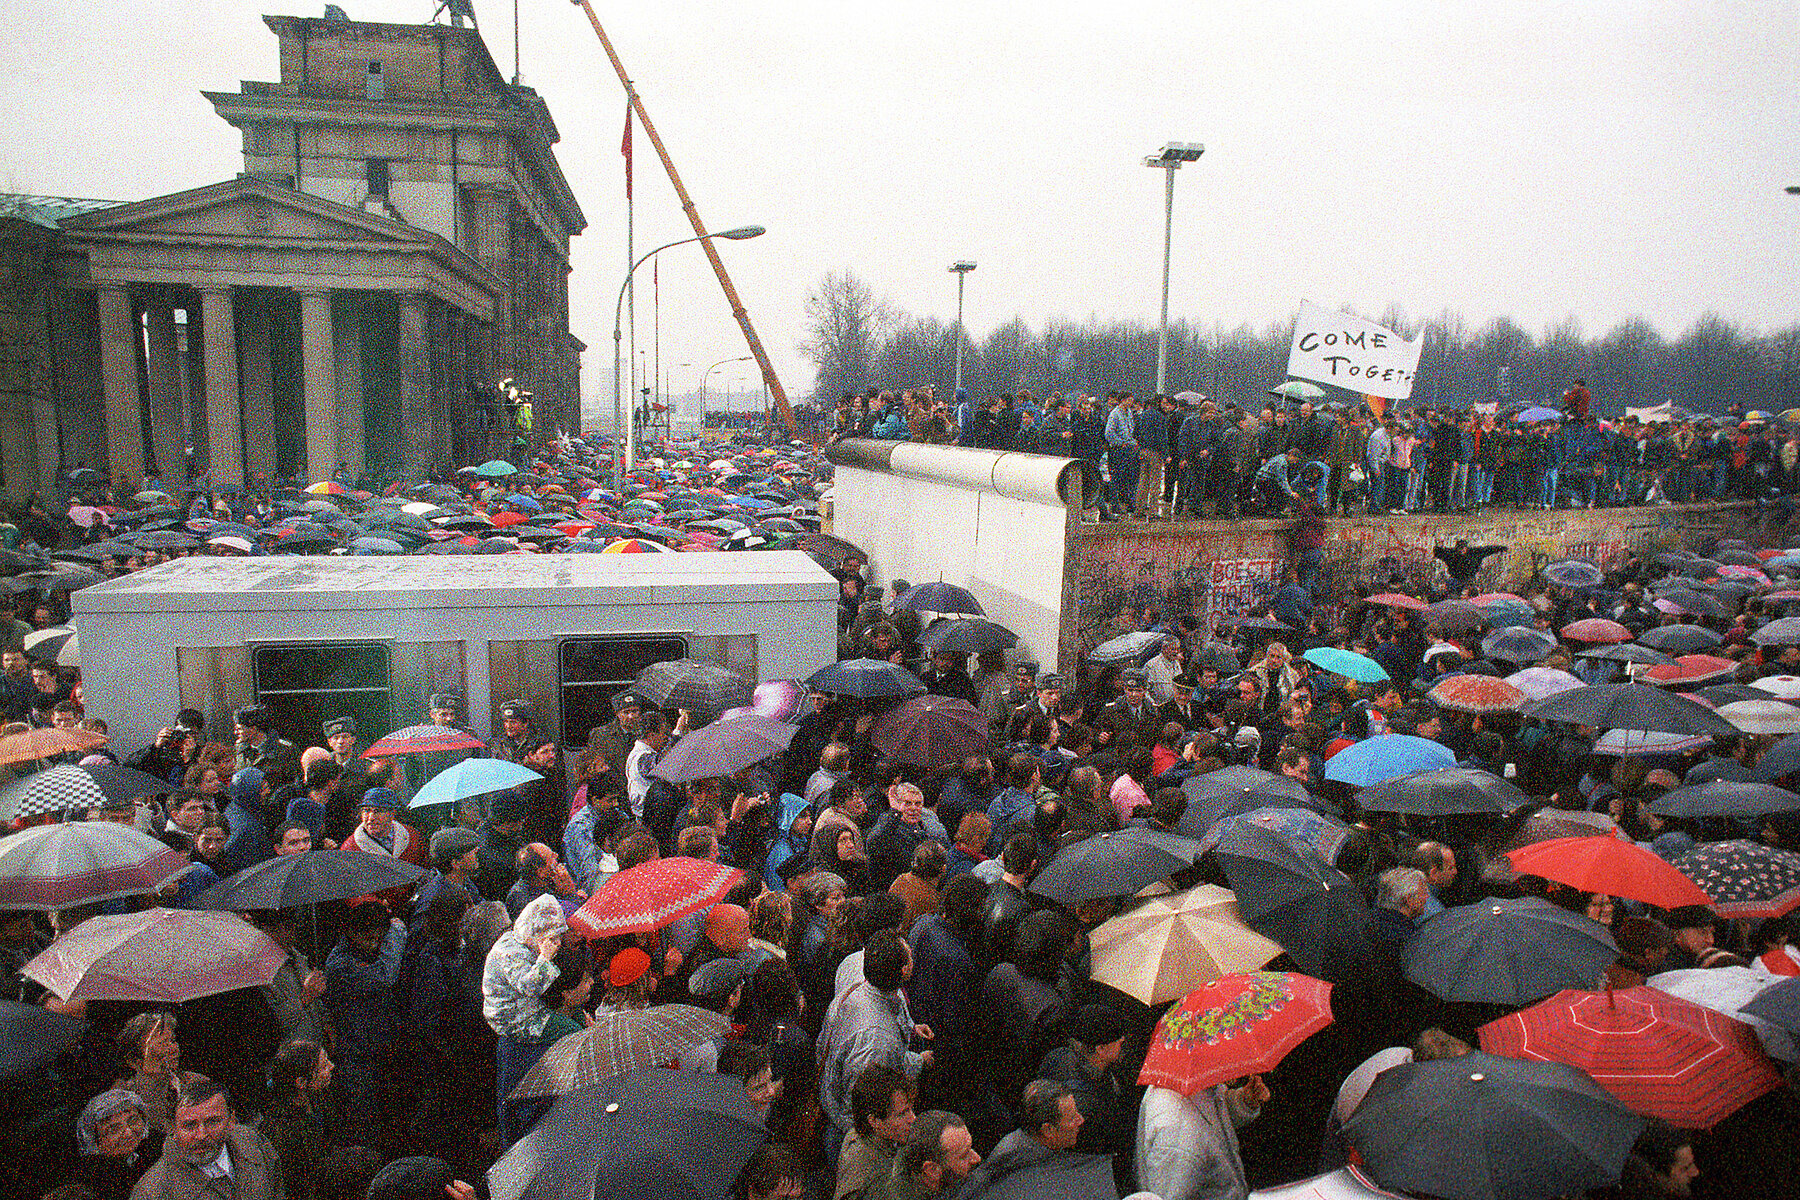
[473,460,518,478]
[1268,380,1327,400]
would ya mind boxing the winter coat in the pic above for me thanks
[480,894,564,1040]
[130,1125,286,1200]
[1135,1084,1260,1200]
[817,981,923,1131]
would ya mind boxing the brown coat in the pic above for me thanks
[887,871,940,935]
[131,1125,286,1200]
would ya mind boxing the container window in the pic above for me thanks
[558,636,687,746]
[253,642,392,749]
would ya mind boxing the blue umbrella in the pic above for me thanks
[1302,647,1389,683]
[1517,406,1563,422]
[473,460,518,478]
[1323,734,1456,787]
[504,494,544,512]
[410,759,542,809]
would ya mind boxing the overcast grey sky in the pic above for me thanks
[4,0,1797,412]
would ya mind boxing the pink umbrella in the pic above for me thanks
[0,823,189,910]
[24,908,286,1003]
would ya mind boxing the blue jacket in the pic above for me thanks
[325,920,405,1066]
[1104,406,1137,449]
[765,792,813,884]
[872,407,909,440]
[986,786,1036,852]
[220,767,271,876]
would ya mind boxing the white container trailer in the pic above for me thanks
[72,551,838,756]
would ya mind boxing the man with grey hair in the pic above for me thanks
[1372,867,1430,952]
[1143,637,1185,705]
[961,1079,1087,1196]
[868,1110,981,1200]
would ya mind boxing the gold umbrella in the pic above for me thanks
[1088,883,1283,1005]
[0,727,107,767]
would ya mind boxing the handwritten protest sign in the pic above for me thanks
[1285,300,1423,401]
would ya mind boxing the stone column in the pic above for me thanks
[297,288,338,483]
[198,287,243,488]
[143,302,187,489]
[397,293,431,477]
[96,284,145,485]
[467,186,513,375]
[238,289,279,484]
[29,290,59,496]
[333,292,366,481]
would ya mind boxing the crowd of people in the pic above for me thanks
[5,413,1800,1200]
[830,381,1800,522]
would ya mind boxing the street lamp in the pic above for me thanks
[614,226,764,472]
[1143,142,1203,397]
[702,356,752,428]
[949,261,976,399]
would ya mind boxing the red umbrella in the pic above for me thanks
[1478,986,1782,1128]
[1561,618,1631,645]
[490,511,529,528]
[1368,593,1429,612]
[869,694,990,769]
[363,725,486,757]
[1426,675,1526,714]
[1504,836,1711,909]
[23,908,286,1003]
[1137,971,1333,1096]
[568,858,744,939]
[1643,655,1737,687]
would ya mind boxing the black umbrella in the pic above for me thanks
[1176,767,1319,836]
[194,848,423,909]
[1479,627,1557,665]
[1354,768,1528,817]
[1341,1052,1645,1200]
[633,660,753,716]
[920,617,1018,656]
[0,1000,86,1080]
[956,1152,1118,1200]
[1661,588,1730,618]
[1575,644,1676,667]
[1637,625,1725,653]
[893,581,985,616]
[1742,977,1800,1035]
[651,714,797,784]
[1028,827,1202,904]
[1695,683,1772,707]
[76,764,180,804]
[1757,733,1800,781]
[487,1068,765,1200]
[1522,683,1737,735]
[1216,842,1374,981]
[1648,779,1800,819]
[1426,600,1485,632]
[1403,896,1618,1005]
[806,658,927,700]
[1227,616,1292,632]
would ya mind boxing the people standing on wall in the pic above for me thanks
[1103,392,1139,518]
[1328,408,1367,516]
[1365,414,1393,514]
[1132,392,1169,521]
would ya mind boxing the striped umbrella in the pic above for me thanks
[23,908,286,1002]
[600,538,676,554]
[362,725,485,757]
[568,858,744,938]
[0,823,190,909]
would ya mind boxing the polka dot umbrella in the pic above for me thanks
[1672,839,1800,918]
[568,858,744,939]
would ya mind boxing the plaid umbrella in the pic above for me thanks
[1138,971,1334,1095]
[1637,625,1723,654]
[1355,768,1527,817]
[1543,560,1605,589]
[194,848,425,910]
[1427,675,1525,714]
[1481,627,1557,665]
[1672,839,1800,917]
[920,617,1018,655]
[1403,897,1619,1006]
[0,727,107,767]
[633,659,754,715]
[1505,667,1585,701]
[1504,836,1712,909]
[1560,618,1631,644]
[1478,987,1782,1129]
[24,908,286,1002]
[363,725,485,757]
[568,858,744,938]
[1087,884,1282,1005]
[510,1004,732,1098]
[805,658,927,699]
[650,713,796,783]
[869,694,989,770]
[893,581,985,616]
[0,823,190,909]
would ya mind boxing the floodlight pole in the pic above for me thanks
[1144,143,1204,398]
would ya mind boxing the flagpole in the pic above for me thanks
[654,258,661,447]
[619,95,634,481]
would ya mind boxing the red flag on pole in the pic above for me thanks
[621,102,633,200]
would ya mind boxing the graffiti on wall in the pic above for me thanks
[1203,558,1284,634]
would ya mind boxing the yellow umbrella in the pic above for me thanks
[1088,883,1283,1005]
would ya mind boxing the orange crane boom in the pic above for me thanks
[568,0,797,437]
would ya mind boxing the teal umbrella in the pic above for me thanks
[1268,380,1327,401]
[1302,647,1389,684]
[473,460,518,478]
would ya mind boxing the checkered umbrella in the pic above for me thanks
[0,764,167,822]
[510,1004,731,1098]
[23,908,286,1002]
[362,725,485,757]
[633,659,753,716]
[1672,839,1800,918]
[568,858,744,938]
[0,822,190,909]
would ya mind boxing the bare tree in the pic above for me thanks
[798,269,892,402]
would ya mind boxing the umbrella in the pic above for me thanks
[363,725,485,757]
[1340,1052,1645,1200]
[1322,735,1456,788]
[1089,630,1168,665]
[893,581,985,616]
[1249,1168,1409,1199]
[600,538,676,554]
[0,726,107,766]
[868,694,989,770]
[568,858,745,938]
[1521,683,1736,736]
[1543,560,1605,589]
[1696,683,1776,708]
[1472,595,1539,629]
[411,759,542,809]
[22,626,75,662]
[1086,884,1281,1005]
[1030,827,1203,905]
[919,617,1018,655]
[1230,616,1294,632]
[1577,644,1677,667]
[1561,618,1631,644]
[0,1000,87,1080]
[1367,592,1429,612]
[1176,767,1318,835]
[1652,967,1799,1062]
[1505,667,1585,701]
[472,459,518,477]
[1595,728,1714,756]
[633,659,754,715]
[1637,625,1724,654]
[1743,977,1800,1037]
[1403,896,1619,1005]
[1138,971,1334,1095]
[0,764,172,822]
[1754,617,1800,646]
[23,908,286,1003]
[1217,839,1373,981]
[1671,839,1800,917]
[193,848,425,910]
[1427,675,1525,714]
[1641,655,1736,688]
[1753,675,1800,700]
[1355,767,1527,817]
[1517,406,1564,422]
[805,658,927,700]
[1657,589,1729,618]
[1424,600,1484,632]
[1503,836,1711,909]
[1719,698,1800,735]
[509,1005,732,1099]
[1195,807,1352,866]
[651,713,796,783]
[0,823,190,909]
[487,1068,765,1200]
[1649,779,1800,819]
[1302,647,1388,683]
[1269,380,1327,400]
[305,481,348,495]
[1477,986,1781,1129]
[1481,627,1558,665]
